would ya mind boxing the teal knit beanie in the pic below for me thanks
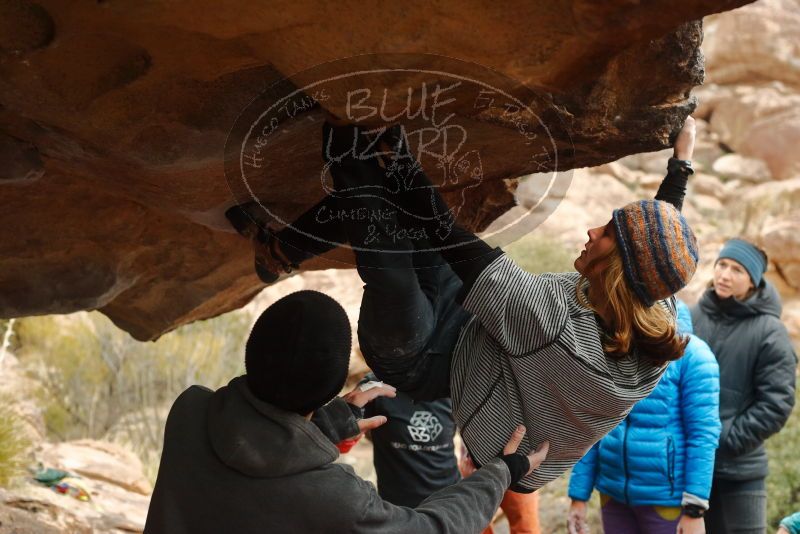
[717,239,768,287]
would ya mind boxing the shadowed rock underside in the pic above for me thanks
[0,0,752,339]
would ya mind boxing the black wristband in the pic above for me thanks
[499,453,530,486]
[347,402,364,420]
[682,504,706,518]
[667,157,694,176]
[311,398,360,444]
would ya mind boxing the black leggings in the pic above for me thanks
[705,478,767,534]
[274,123,474,400]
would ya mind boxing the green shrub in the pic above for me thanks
[15,310,250,480]
[504,234,576,275]
[0,406,30,487]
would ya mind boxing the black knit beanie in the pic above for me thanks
[245,290,352,415]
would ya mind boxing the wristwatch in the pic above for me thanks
[682,504,706,518]
[668,157,695,176]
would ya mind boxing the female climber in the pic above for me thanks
[226,114,698,492]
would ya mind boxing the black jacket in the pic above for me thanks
[144,376,511,534]
[365,390,460,507]
[691,284,797,480]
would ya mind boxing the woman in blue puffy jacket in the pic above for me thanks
[567,301,721,534]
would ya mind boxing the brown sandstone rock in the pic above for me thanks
[639,172,669,191]
[701,0,800,179]
[0,478,148,534]
[507,169,638,251]
[711,153,772,183]
[693,83,737,120]
[0,1,752,339]
[689,193,725,214]
[0,438,151,533]
[38,440,152,496]
[759,212,800,290]
[691,139,726,172]
[690,172,726,198]
[741,177,800,220]
[704,0,800,88]
[782,299,800,344]
[618,148,676,175]
[707,84,800,179]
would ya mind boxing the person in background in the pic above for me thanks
[567,300,721,534]
[779,512,800,534]
[361,372,542,533]
[691,239,797,534]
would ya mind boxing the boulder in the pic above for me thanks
[690,172,726,198]
[594,161,641,188]
[691,140,726,172]
[0,490,88,534]
[741,177,800,220]
[711,153,772,183]
[759,212,800,290]
[0,438,151,533]
[618,148,675,174]
[708,83,800,178]
[0,0,753,339]
[0,478,148,534]
[689,193,725,214]
[704,0,800,88]
[696,0,800,182]
[782,298,800,345]
[37,440,152,496]
[722,178,755,207]
[639,172,668,191]
[692,83,737,120]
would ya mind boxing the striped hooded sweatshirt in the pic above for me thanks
[451,256,675,492]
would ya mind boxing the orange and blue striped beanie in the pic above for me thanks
[612,200,698,306]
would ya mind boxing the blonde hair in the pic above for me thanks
[576,241,688,366]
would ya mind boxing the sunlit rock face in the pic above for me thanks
[0,0,752,339]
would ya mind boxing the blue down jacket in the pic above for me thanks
[568,302,721,506]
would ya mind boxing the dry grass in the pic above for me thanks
[0,406,30,487]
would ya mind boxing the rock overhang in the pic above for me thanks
[0,0,753,339]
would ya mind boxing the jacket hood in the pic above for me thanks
[699,281,783,320]
[206,376,339,478]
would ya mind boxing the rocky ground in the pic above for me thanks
[0,354,151,533]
